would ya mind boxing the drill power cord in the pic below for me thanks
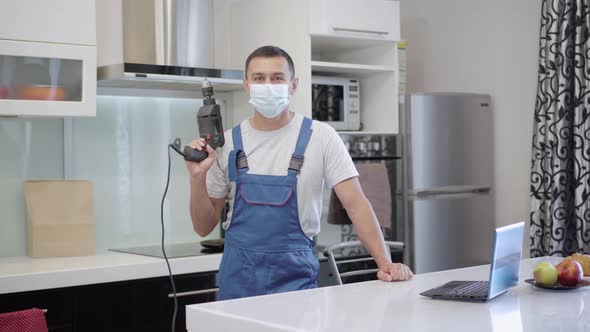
[161,144,178,332]
[161,78,222,332]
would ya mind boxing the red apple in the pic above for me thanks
[556,260,583,286]
[0,86,8,99]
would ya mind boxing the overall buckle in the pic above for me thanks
[289,153,304,173]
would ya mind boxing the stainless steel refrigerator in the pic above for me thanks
[401,93,495,274]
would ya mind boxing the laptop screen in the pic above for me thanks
[487,222,525,299]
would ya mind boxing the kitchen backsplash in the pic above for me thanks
[0,94,221,257]
[0,118,64,256]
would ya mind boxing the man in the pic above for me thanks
[186,45,413,300]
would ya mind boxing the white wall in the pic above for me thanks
[400,0,542,255]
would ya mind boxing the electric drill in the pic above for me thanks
[171,78,225,162]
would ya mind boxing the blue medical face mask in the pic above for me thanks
[248,83,290,118]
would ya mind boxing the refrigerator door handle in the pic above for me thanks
[412,186,491,198]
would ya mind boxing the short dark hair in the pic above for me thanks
[245,45,295,79]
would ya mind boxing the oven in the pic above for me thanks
[317,133,404,264]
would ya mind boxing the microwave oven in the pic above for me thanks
[311,76,360,131]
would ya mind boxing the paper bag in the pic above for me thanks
[23,180,94,257]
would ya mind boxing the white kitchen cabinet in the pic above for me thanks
[0,40,96,117]
[0,0,95,46]
[0,0,96,117]
[310,0,400,41]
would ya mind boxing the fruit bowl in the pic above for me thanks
[525,278,590,290]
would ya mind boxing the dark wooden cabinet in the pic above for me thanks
[74,279,138,332]
[140,272,218,332]
[0,271,217,332]
[163,273,218,332]
[133,278,170,332]
[0,287,74,332]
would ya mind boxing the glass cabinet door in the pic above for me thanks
[0,55,82,101]
[0,39,95,117]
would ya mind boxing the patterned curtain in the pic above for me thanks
[530,0,590,257]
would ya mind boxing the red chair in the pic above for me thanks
[0,308,48,332]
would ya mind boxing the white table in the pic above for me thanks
[186,257,590,332]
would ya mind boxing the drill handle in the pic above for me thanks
[183,146,208,162]
[171,138,208,162]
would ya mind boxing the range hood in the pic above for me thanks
[97,0,244,91]
[98,63,244,91]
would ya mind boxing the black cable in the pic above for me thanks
[162,145,178,332]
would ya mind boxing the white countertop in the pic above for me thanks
[0,251,222,294]
[187,257,590,332]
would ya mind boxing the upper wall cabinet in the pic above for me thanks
[310,0,400,41]
[0,0,95,45]
[310,0,401,133]
[0,0,96,117]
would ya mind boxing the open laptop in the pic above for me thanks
[420,221,525,302]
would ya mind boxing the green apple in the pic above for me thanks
[533,262,558,286]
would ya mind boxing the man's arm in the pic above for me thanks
[186,139,226,237]
[189,175,225,236]
[333,176,413,281]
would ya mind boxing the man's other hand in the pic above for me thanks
[377,263,414,282]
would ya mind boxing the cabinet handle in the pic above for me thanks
[168,288,219,298]
[332,27,389,36]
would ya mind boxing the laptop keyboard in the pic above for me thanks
[449,281,489,297]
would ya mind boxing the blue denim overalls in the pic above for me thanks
[218,117,319,300]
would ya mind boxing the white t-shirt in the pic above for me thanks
[206,113,358,238]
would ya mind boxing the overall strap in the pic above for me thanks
[232,123,244,152]
[229,124,249,182]
[288,117,313,176]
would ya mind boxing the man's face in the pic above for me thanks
[244,56,298,96]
